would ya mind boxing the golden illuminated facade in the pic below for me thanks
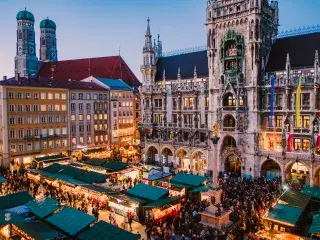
[0,78,69,167]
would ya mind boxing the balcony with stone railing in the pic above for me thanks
[262,74,318,86]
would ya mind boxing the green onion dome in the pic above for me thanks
[40,18,56,30]
[16,8,35,22]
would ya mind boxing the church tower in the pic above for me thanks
[14,8,38,77]
[140,18,157,123]
[39,18,58,62]
[206,0,278,177]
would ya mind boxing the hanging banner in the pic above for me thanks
[269,76,275,127]
[287,134,293,152]
[296,76,302,128]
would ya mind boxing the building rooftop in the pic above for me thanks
[38,56,140,87]
[0,191,33,210]
[95,77,132,91]
[265,203,303,227]
[170,173,207,188]
[155,50,208,81]
[266,32,320,72]
[0,77,107,90]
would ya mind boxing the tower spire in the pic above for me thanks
[143,17,153,51]
[146,17,151,36]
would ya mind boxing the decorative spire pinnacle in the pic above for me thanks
[194,65,197,80]
[146,17,151,36]
[315,50,319,84]
[315,50,319,65]
[163,69,166,82]
[177,67,181,81]
[285,53,291,84]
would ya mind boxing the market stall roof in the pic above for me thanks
[170,173,206,188]
[144,196,180,208]
[78,220,139,240]
[81,184,117,195]
[265,203,303,227]
[0,176,6,184]
[76,171,108,184]
[0,191,33,210]
[14,221,65,240]
[127,183,168,201]
[42,163,86,178]
[145,170,171,181]
[38,170,89,186]
[309,214,320,234]
[190,185,211,193]
[155,180,191,189]
[84,159,107,166]
[0,210,28,224]
[25,197,60,218]
[279,189,311,209]
[301,185,320,200]
[34,154,66,162]
[46,207,96,236]
[102,161,128,172]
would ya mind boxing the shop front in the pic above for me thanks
[82,147,110,160]
[108,194,142,221]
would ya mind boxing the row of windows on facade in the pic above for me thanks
[70,114,108,121]
[153,114,208,126]
[72,135,107,146]
[71,103,108,112]
[113,111,133,117]
[260,137,311,152]
[70,93,108,100]
[263,93,312,108]
[113,101,134,108]
[110,92,133,99]
[9,115,68,125]
[149,97,210,109]
[9,127,68,139]
[10,139,68,153]
[8,92,67,100]
[262,115,312,129]
[71,124,107,133]
[9,104,67,112]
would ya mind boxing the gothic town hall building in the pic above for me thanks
[139,0,320,186]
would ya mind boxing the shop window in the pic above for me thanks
[275,115,282,128]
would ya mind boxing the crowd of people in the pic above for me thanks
[220,174,282,240]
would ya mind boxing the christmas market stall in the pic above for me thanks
[142,168,172,185]
[264,189,311,234]
[32,153,70,169]
[46,207,96,237]
[309,214,320,239]
[126,183,181,223]
[78,220,139,240]
[82,147,111,160]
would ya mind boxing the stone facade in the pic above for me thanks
[140,0,320,186]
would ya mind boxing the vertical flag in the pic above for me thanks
[269,76,275,127]
[296,76,302,128]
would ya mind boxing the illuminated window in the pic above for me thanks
[275,115,282,128]
[40,93,46,99]
[87,114,91,120]
[71,115,76,121]
[228,95,236,106]
[40,105,46,111]
[104,114,108,120]
[61,105,66,111]
[55,105,60,111]
[48,93,53,99]
[205,97,209,107]
[61,93,66,100]
[79,114,84,121]
[294,139,301,150]
[94,114,98,120]
[72,138,76,145]
[87,136,92,144]
[239,96,244,106]
[55,93,60,99]
[303,139,310,151]
[79,137,84,144]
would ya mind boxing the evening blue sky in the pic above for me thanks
[0,0,320,80]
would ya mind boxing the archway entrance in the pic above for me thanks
[146,146,158,164]
[225,154,241,177]
[261,159,281,180]
[192,151,207,173]
[286,161,310,185]
[176,149,188,170]
[161,148,173,166]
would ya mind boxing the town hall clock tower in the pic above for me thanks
[206,0,279,177]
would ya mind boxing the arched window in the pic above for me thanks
[223,93,236,107]
[239,96,245,106]
[223,115,235,128]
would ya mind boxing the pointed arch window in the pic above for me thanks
[223,93,236,107]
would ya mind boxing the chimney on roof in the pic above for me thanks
[15,72,20,81]
[3,76,7,81]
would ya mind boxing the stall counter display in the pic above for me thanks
[150,203,180,223]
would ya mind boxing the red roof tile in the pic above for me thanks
[38,56,140,87]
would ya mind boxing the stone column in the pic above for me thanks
[209,136,220,186]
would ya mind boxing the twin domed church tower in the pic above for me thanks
[14,8,58,77]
